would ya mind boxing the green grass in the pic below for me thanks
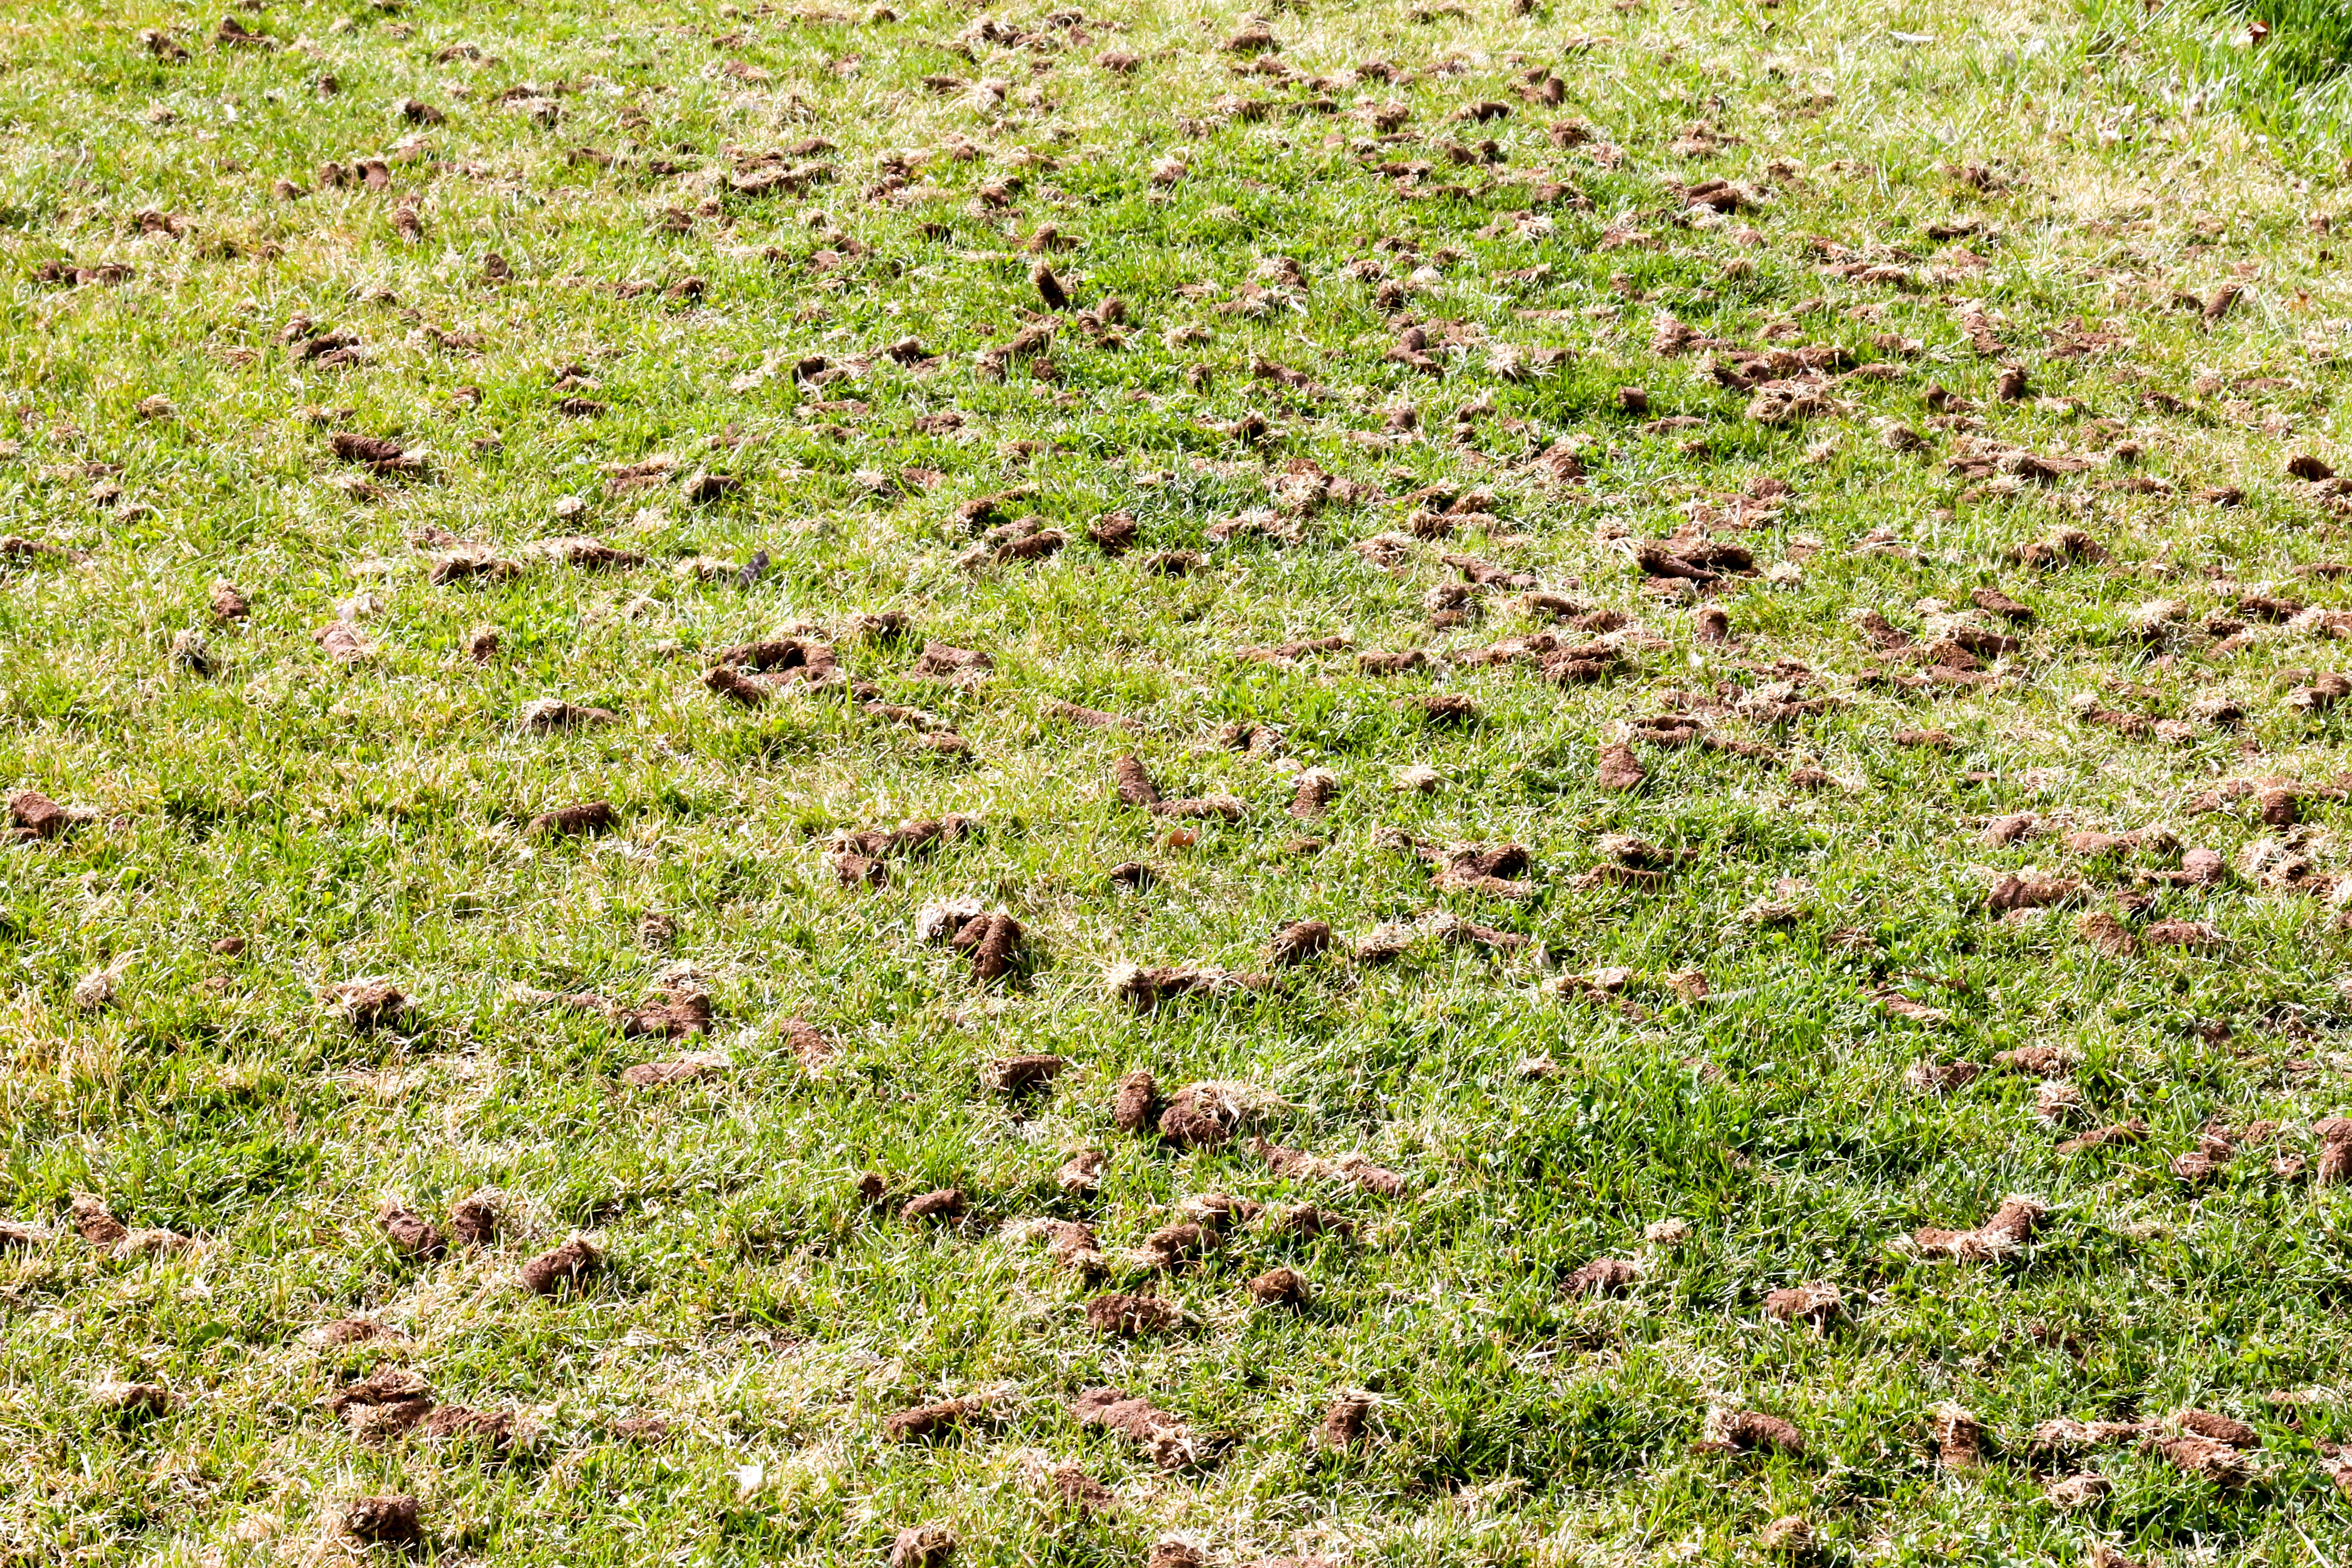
[7,0,2352,1562]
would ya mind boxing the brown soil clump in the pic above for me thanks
[324,979,408,1031]
[1931,1404,1984,1468]
[1268,919,1333,966]
[781,1019,835,1067]
[890,1524,958,1568]
[1054,1150,1105,1193]
[1152,794,1248,822]
[518,1236,599,1294]
[379,1203,446,1258]
[2318,1117,2352,1182]
[1087,1293,1183,1335]
[1317,1393,1373,1450]
[450,1195,497,1247]
[1041,1219,1106,1273]
[1113,1070,1159,1131]
[518,698,619,730]
[910,642,993,681]
[2177,1408,2258,1447]
[1993,1045,2069,1078]
[902,1188,966,1224]
[620,1053,726,1088]
[621,990,712,1039]
[956,912,1024,980]
[1565,1256,1642,1296]
[421,1405,513,1450]
[8,789,75,841]
[1989,874,2081,912]
[2057,1120,2146,1155]
[1703,1409,1805,1455]
[1764,1281,1842,1328]
[1246,1266,1310,1307]
[94,1379,182,1415]
[1596,742,1646,790]
[1112,755,1161,806]
[1137,1221,1213,1269]
[71,1196,127,1249]
[886,1396,981,1440]
[1157,1083,1250,1146]
[1914,1196,2044,1259]
[343,1496,422,1546]
[985,1054,1063,1098]
[2146,1432,2251,1482]
[528,801,616,838]
[1289,767,1338,818]
[330,1367,436,1442]
[1044,1462,1115,1514]
[1071,1387,1196,1466]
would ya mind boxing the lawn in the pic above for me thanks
[5,0,2352,1562]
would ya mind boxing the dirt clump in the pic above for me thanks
[2316,1117,2352,1182]
[343,1496,422,1546]
[1113,1070,1160,1131]
[2146,1431,2251,1483]
[94,1379,182,1415]
[329,1367,436,1442]
[518,1236,599,1294]
[1914,1196,2044,1259]
[1288,767,1338,818]
[518,698,619,730]
[1317,1393,1373,1450]
[1152,794,1248,822]
[378,1203,446,1258]
[2057,1120,2146,1155]
[1136,1221,1214,1268]
[1054,1149,1105,1193]
[1993,1045,2069,1078]
[71,1196,127,1249]
[324,979,409,1031]
[886,1396,981,1440]
[1246,1266,1310,1307]
[1087,1293,1183,1335]
[1041,1219,1106,1273]
[1565,1256,1642,1296]
[1267,919,1333,966]
[1156,1082,1258,1147]
[920,899,1027,980]
[1112,755,1161,806]
[984,1054,1063,1098]
[450,1194,497,1247]
[528,801,616,838]
[1931,1404,1984,1468]
[1043,1461,1115,1514]
[1071,1387,1196,1466]
[781,1019,835,1068]
[620,1053,726,1088]
[1764,1281,1842,1328]
[421,1405,513,1450]
[902,1189,965,1224]
[1988,874,2081,912]
[7,789,77,841]
[910,642,992,682]
[1701,1409,1805,1456]
[2171,1408,2257,1447]
[1596,742,1646,790]
[621,989,711,1039]
[890,1524,958,1568]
